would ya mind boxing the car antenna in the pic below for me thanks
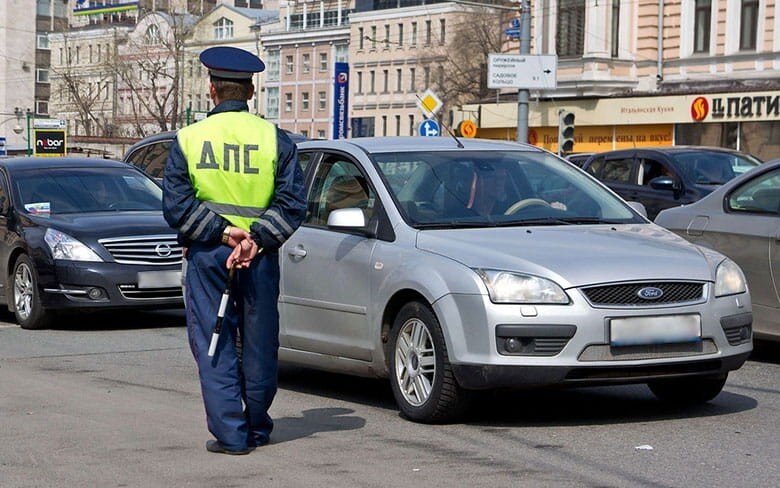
[415,94,464,149]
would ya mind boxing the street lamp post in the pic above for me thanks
[13,107,32,155]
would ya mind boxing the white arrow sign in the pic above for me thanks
[488,54,557,90]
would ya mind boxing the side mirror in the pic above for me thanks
[649,176,681,191]
[327,208,367,230]
[627,201,648,219]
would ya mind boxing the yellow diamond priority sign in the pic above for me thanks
[417,89,443,117]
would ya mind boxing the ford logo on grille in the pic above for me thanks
[155,243,172,258]
[637,287,664,300]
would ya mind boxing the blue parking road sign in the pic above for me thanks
[510,18,520,28]
[0,137,6,157]
[419,119,440,137]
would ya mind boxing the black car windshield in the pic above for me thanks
[13,167,162,215]
[372,150,641,228]
[671,151,761,185]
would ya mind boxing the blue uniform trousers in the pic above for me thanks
[185,242,280,451]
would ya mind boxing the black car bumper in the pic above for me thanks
[451,352,751,390]
[37,260,183,310]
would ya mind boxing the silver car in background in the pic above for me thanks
[656,159,780,342]
[279,137,752,423]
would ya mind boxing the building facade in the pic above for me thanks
[259,1,351,139]
[349,1,472,137]
[0,0,68,153]
[458,0,780,161]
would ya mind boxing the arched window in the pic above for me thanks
[214,18,234,40]
[145,24,161,45]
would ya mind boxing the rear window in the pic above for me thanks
[672,151,761,185]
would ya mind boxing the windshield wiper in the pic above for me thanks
[494,217,626,227]
[415,221,492,229]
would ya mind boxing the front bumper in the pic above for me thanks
[433,284,753,390]
[37,259,183,310]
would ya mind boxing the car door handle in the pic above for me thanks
[288,246,307,258]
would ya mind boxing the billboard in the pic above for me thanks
[34,129,66,157]
[332,62,349,139]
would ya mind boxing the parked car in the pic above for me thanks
[123,129,309,180]
[276,137,751,422]
[655,159,780,342]
[0,157,183,329]
[581,147,762,219]
[564,152,594,167]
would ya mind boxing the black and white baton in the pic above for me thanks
[208,264,236,357]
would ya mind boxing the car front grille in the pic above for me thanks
[581,281,704,307]
[118,284,183,300]
[99,235,183,266]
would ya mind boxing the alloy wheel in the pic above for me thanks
[14,263,34,321]
[394,318,436,407]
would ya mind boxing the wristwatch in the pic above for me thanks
[221,226,231,245]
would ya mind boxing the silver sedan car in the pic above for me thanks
[656,159,780,342]
[279,137,752,423]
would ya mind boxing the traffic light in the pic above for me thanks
[558,110,575,156]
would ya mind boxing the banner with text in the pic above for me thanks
[332,62,349,139]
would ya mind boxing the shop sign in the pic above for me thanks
[706,94,780,121]
[34,129,66,157]
[529,125,674,153]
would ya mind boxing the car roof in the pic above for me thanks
[592,146,750,156]
[0,157,133,172]
[124,130,177,156]
[298,136,543,153]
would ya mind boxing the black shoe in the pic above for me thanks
[205,440,254,455]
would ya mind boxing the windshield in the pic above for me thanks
[671,151,761,185]
[373,150,641,228]
[13,167,162,215]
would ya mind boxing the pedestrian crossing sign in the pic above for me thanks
[417,89,443,116]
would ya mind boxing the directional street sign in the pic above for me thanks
[488,54,558,90]
[33,118,66,129]
[418,119,440,137]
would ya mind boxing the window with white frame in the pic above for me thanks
[398,23,404,45]
[286,55,294,74]
[302,53,310,73]
[318,91,326,110]
[396,68,402,92]
[214,18,234,40]
[335,44,348,63]
[440,19,446,44]
[35,99,48,115]
[319,52,328,71]
[285,92,293,112]
[740,0,759,50]
[694,0,711,53]
[302,92,309,110]
[37,33,49,50]
[145,24,161,45]
[36,68,49,83]
[371,25,377,49]
[267,50,280,81]
[266,87,279,118]
[411,22,417,45]
[611,0,620,57]
[556,0,585,57]
[317,129,326,139]
[357,71,363,93]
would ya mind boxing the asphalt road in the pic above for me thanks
[1,310,778,488]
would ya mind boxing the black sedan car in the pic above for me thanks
[123,129,309,180]
[0,157,183,329]
[581,146,761,219]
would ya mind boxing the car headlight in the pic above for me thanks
[475,269,569,304]
[44,228,103,262]
[714,259,746,297]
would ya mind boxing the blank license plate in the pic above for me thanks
[610,315,701,346]
[137,270,182,289]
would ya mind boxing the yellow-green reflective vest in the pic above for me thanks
[178,111,277,231]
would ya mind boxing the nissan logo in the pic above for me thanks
[155,243,172,258]
[637,287,664,300]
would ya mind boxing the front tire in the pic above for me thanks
[648,373,728,405]
[388,301,471,423]
[12,254,53,330]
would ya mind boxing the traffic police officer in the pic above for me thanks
[163,47,306,455]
